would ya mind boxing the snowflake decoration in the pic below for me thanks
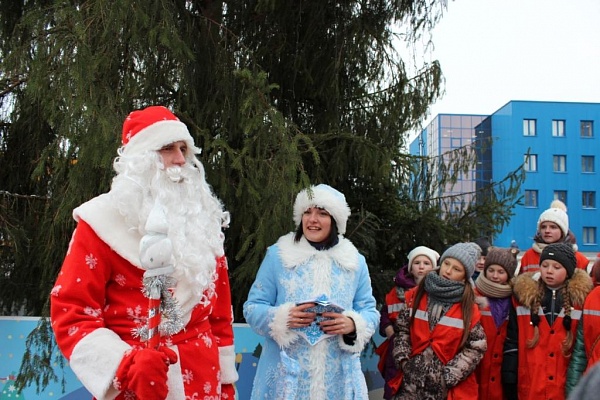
[85,253,98,269]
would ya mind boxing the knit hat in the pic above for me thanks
[121,106,200,156]
[484,247,518,279]
[537,200,569,238]
[474,237,491,256]
[539,242,576,278]
[293,184,351,235]
[440,242,481,278]
[407,246,440,273]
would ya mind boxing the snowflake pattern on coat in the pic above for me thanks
[50,219,236,399]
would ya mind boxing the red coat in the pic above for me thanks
[475,294,508,400]
[520,248,589,274]
[403,290,481,400]
[582,286,600,371]
[513,299,582,400]
[385,287,405,322]
[50,217,236,399]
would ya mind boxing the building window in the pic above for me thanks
[582,156,595,173]
[554,191,567,205]
[553,155,567,172]
[582,227,596,245]
[581,120,594,137]
[524,154,537,172]
[552,120,566,137]
[523,119,536,136]
[583,191,596,208]
[524,190,538,207]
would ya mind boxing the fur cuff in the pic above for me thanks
[269,302,300,348]
[69,328,131,400]
[338,310,372,353]
[219,345,239,384]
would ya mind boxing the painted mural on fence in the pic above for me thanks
[0,317,384,399]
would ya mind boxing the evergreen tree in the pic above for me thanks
[0,0,524,391]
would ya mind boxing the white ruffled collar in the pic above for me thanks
[276,232,360,271]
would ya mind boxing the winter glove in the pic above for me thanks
[114,346,178,400]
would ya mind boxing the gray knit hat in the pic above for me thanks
[540,242,576,278]
[484,247,518,279]
[440,242,482,278]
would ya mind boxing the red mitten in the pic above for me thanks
[114,347,178,400]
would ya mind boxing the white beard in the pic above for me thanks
[110,152,227,308]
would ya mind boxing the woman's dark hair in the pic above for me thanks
[294,212,339,250]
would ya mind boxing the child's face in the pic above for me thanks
[540,259,568,287]
[539,221,563,244]
[474,255,486,272]
[411,255,435,282]
[439,257,466,282]
[485,264,509,284]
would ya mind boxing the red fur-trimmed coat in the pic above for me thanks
[50,195,237,399]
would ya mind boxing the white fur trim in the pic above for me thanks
[276,233,359,272]
[293,185,351,234]
[122,120,201,156]
[74,194,143,268]
[269,302,300,348]
[219,345,239,384]
[69,328,131,400]
[165,346,184,400]
[338,310,373,353]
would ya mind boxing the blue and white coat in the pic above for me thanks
[243,232,379,399]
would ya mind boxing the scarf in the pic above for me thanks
[475,274,513,327]
[424,272,466,328]
[475,274,513,299]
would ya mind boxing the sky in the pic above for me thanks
[416,0,600,127]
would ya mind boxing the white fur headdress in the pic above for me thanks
[293,184,351,235]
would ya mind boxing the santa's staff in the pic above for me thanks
[138,201,183,348]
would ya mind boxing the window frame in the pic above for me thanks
[523,119,537,136]
[581,120,594,138]
[582,156,595,173]
[553,155,567,172]
[552,119,566,137]
[524,154,538,172]
[524,190,538,207]
[582,191,596,209]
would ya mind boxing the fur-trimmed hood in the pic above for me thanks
[513,269,592,309]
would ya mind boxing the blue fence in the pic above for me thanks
[0,317,384,399]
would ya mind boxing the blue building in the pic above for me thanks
[411,100,600,254]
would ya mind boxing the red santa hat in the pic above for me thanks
[121,106,200,156]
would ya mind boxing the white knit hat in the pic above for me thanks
[120,106,200,156]
[537,200,569,237]
[293,184,351,235]
[407,246,440,273]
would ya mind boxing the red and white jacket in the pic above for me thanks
[50,194,237,399]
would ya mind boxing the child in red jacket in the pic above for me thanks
[392,243,487,399]
[519,200,589,275]
[376,246,439,399]
[502,243,592,400]
[475,247,518,400]
[566,257,600,395]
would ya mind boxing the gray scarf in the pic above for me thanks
[424,272,466,328]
